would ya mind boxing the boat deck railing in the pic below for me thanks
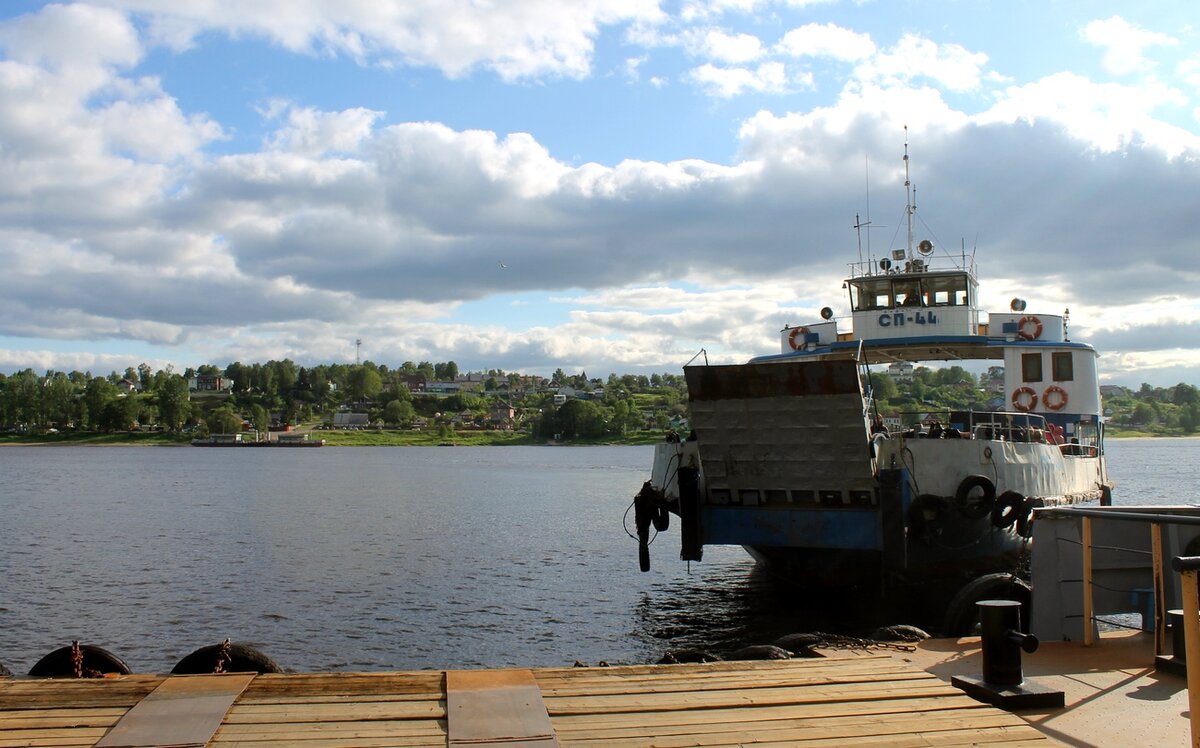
[1032,505,1200,742]
[885,409,1047,441]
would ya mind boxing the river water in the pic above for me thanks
[0,438,1194,675]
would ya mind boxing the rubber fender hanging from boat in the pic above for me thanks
[633,481,656,572]
[652,502,670,532]
[907,493,948,537]
[1016,315,1043,340]
[678,466,703,563]
[1043,385,1068,411]
[942,573,1032,637]
[954,475,996,520]
[991,491,1028,529]
[1015,497,1043,538]
[171,640,283,674]
[787,326,810,350]
[28,643,132,678]
[1011,386,1038,412]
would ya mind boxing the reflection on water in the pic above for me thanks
[0,438,1190,674]
[635,561,890,658]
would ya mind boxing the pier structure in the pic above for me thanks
[1,653,1047,747]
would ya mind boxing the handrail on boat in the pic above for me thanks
[1037,508,1200,743]
[1171,555,1200,746]
[1036,505,1200,649]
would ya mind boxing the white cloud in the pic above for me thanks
[692,28,764,64]
[1081,16,1178,76]
[688,61,793,97]
[97,0,665,81]
[265,104,384,156]
[0,3,141,71]
[679,0,835,23]
[1,3,1199,385]
[980,72,1195,157]
[855,34,988,92]
[777,23,876,62]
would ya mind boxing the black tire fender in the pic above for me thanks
[955,475,996,520]
[28,644,132,678]
[171,642,283,675]
[992,490,1027,529]
[652,503,670,532]
[942,573,1033,637]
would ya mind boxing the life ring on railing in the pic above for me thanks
[787,326,810,350]
[1016,315,1043,340]
[1011,386,1038,412]
[1043,385,1068,411]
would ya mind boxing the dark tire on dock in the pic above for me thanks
[728,645,792,661]
[0,659,10,678]
[942,573,1032,637]
[171,642,283,674]
[28,644,132,678]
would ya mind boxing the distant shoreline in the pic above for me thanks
[0,431,664,447]
[0,430,1194,447]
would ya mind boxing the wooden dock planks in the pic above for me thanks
[0,654,1052,747]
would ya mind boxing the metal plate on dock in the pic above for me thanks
[446,668,558,746]
[94,672,254,747]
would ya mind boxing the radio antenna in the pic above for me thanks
[903,125,914,259]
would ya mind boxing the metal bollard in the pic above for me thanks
[951,598,1063,709]
[980,599,1039,686]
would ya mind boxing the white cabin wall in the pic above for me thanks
[850,306,978,340]
[1002,347,1101,415]
[989,313,1065,343]
[780,320,838,352]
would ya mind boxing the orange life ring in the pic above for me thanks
[1043,385,1068,411]
[1012,386,1038,412]
[787,326,810,350]
[1017,315,1043,340]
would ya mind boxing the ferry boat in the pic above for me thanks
[634,145,1112,634]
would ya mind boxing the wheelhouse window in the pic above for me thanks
[850,278,893,311]
[1052,351,1074,381]
[1022,353,1043,382]
[893,279,924,307]
[925,274,969,306]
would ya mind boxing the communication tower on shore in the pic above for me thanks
[355,338,362,365]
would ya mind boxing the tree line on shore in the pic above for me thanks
[0,359,1194,440]
[0,360,689,440]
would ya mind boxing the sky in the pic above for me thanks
[0,1,1197,387]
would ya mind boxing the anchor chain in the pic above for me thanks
[810,632,917,653]
[213,638,232,674]
[70,640,103,678]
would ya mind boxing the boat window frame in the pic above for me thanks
[850,278,894,311]
[1022,352,1043,383]
[1052,351,1074,382]
[923,274,969,307]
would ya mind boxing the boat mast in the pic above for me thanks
[904,125,915,260]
